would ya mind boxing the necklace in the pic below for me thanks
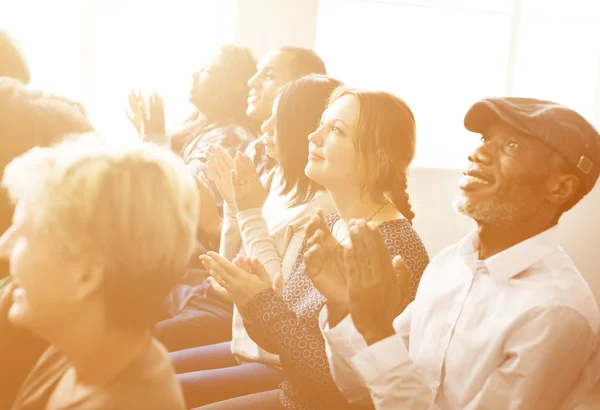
[334,203,387,244]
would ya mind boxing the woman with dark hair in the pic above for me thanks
[169,75,341,408]
[199,87,430,409]
[127,45,260,238]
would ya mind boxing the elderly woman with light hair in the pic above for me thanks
[0,136,199,409]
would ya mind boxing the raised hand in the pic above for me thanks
[206,145,235,204]
[303,210,348,325]
[230,152,274,212]
[200,252,274,311]
[195,173,222,235]
[344,219,413,346]
[126,89,146,136]
[126,90,166,138]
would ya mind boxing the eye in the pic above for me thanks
[505,140,520,152]
[480,136,488,144]
[264,73,275,81]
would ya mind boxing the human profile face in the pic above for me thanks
[305,94,360,188]
[260,96,280,160]
[246,50,296,121]
[189,51,226,109]
[0,204,90,338]
[455,123,560,225]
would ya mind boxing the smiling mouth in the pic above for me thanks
[308,152,324,161]
[463,174,489,184]
[460,169,495,190]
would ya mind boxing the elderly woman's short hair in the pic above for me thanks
[0,30,30,84]
[2,136,200,329]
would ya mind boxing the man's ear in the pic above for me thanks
[545,172,580,205]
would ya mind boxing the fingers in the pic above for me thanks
[306,229,326,249]
[207,145,232,176]
[195,173,211,193]
[125,108,136,124]
[250,258,270,281]
[305,214,320,239]
[206,154,224,181]
[304,243,325,278]
[365,222,398,283]
[230,168,241,190]
[198,172,211,186]
[233,153,259,185]
[392,255,408,272]
[273,272,283,297]
[306,209,327,239]
[207,277,230,300]
[233,255,252,273]
[203,252,242,284]
[199,254,228,285]
[392,255,413,291]
[138,91,148,118]
[211,145,235,169]
[347,220,372,284]
[343,245,359,291]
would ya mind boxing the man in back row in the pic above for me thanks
[314,97,600,409]
[154,46,329,352]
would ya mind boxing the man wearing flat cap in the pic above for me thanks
[313,97,600,409]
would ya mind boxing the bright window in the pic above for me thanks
[316,0,600,167]
[0,0,236,138]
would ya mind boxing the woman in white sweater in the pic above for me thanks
[171,75,341,408]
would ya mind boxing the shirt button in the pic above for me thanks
[430,381,440,390]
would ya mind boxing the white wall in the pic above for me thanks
[233,0,600,305]
[233,0,320,57]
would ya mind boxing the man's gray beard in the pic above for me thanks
[453,184,536,227]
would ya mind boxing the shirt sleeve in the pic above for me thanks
[219,202,241,261]
[237,208,308,281]
[350,306,598,410]
[319,303,414,405]
[319,308,372,404]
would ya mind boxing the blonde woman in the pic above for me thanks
[1,137,198,409]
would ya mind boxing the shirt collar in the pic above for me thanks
[457,225,561,282]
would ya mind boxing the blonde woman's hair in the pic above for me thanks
[2,134,200,329]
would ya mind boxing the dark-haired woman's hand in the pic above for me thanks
[304,210,349,327]
[344,220,412,346]
[231,153,274,211]
[206,145,235,204]
[200,252,274,310]
[126,90,166,138]
[195,173,222,235]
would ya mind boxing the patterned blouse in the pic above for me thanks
[244,214,430,410]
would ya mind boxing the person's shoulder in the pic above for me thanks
[377,218,430,275]
[377,219,428,253]
[521,250,600,331]
[10,345,68,410]
[103,339,185,410]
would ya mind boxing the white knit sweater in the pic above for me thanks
[219,170,335,366]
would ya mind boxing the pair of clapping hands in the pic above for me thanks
[205,144,275,213]
[201,209,414,346]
